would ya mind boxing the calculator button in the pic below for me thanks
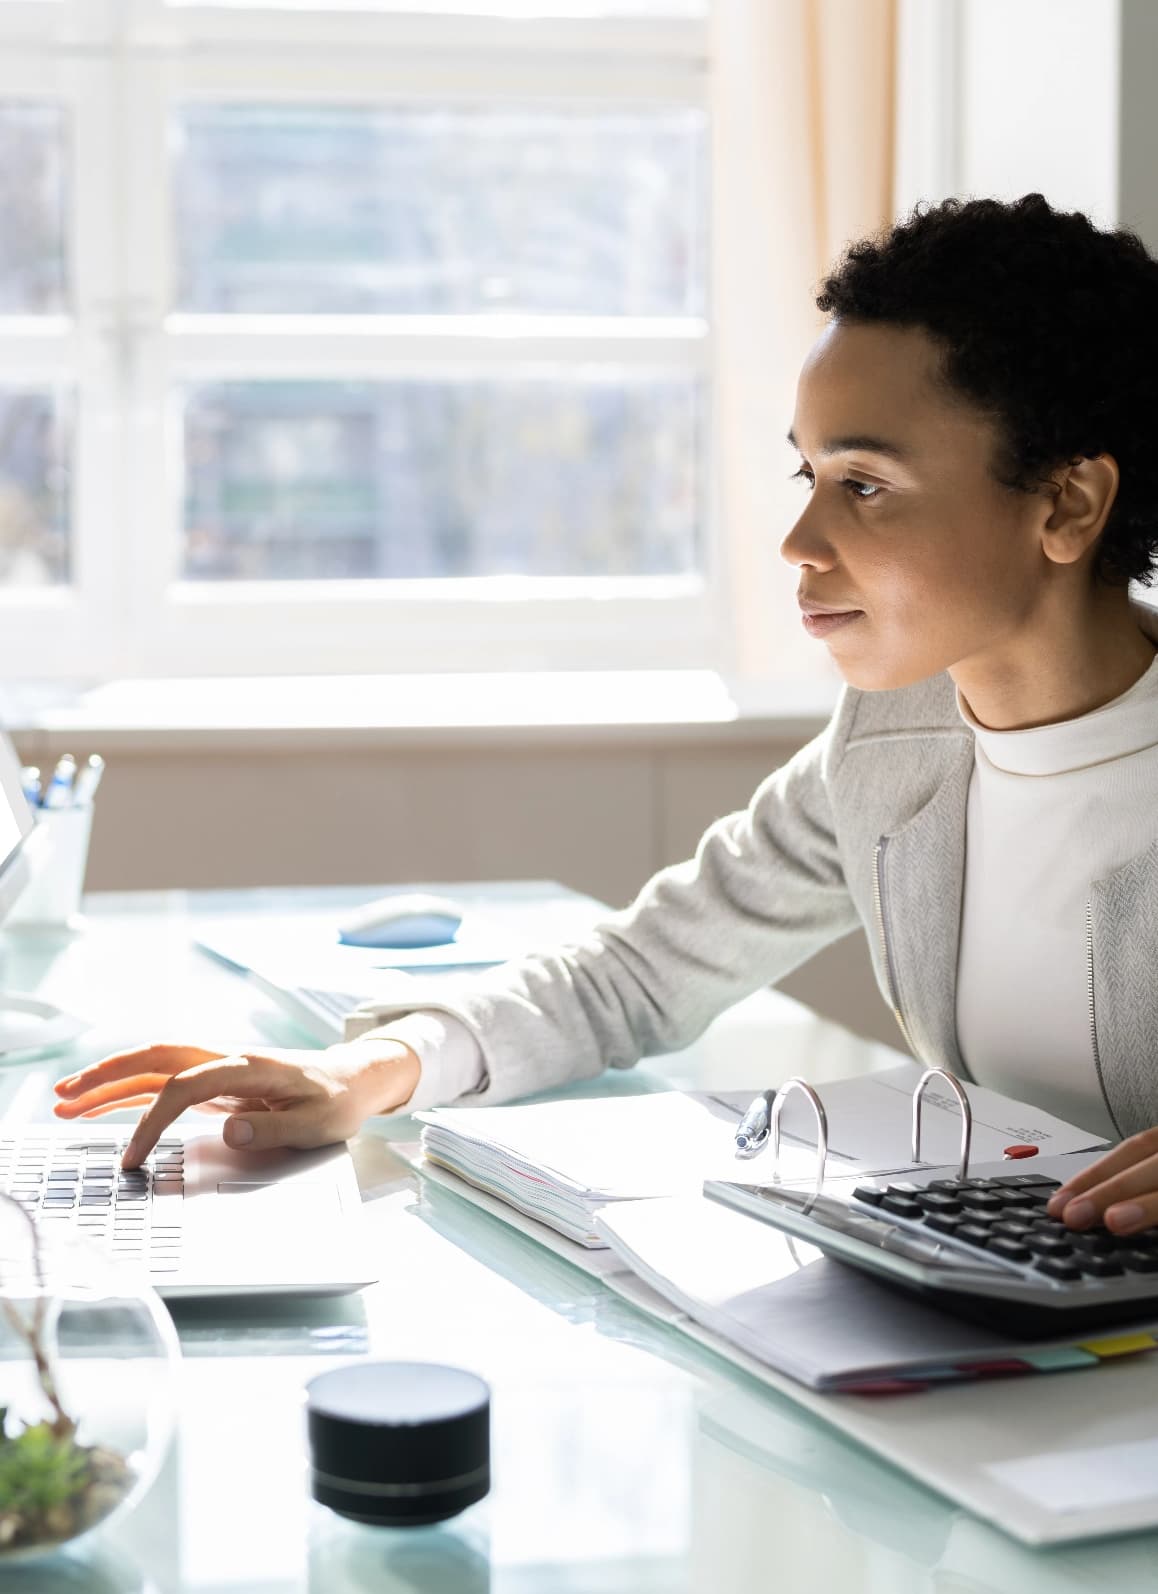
[1119,1251,1158,1274]
[852,1185,885,1206]
[1069,1231,1116,1254]
[928,1179,964,1192]
[1079,1257,1125,1278]
[1034,1257,1082,1281]
[881,1196,923,1218]
[884,1183,923,1197]
[955,1223,994,1247]
[923,1214,962,1237]
[1026,1233,1074,1257]
[914,1192,963,1213]
[993,1220,1034,1240]
[995,1174,1061,1190]
[958,1191,1003,1213]
[988,1237,1033,1263]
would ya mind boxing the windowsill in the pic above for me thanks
[3,671,839,753]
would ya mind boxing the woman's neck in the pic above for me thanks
[951,585,1157,732]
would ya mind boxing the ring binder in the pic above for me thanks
[769,1078,829,1193]
[911,1067,973,1180]
[734,1067,975,1192]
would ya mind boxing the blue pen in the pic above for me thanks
[43,754,77,810]
[20,766,41,809]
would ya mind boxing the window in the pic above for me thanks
[0,0,711,678]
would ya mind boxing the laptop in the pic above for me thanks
[0,1123,376,1299]
[0,730,373,1298]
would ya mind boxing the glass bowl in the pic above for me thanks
[0,1198,179,1563]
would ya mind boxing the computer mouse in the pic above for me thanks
[336,892,465,950]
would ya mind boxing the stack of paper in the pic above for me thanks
[416,1064,1106,1247]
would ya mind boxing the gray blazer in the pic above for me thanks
[349,616,1158,1138]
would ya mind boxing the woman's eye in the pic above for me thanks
[790,467,881,501]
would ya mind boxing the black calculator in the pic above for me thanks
[704,1153,1158,1337]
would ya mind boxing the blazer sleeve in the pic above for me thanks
[344,691,861,1106]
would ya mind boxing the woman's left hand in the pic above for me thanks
[1047,1129,1158,1234]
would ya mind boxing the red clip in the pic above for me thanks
[1002,1144,1039,1160]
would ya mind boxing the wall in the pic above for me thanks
[956,0,1120,223]
[1118,0,1158,251]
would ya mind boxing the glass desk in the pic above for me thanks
[0,888,1152,1593]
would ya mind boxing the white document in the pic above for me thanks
[593,1194,1122,1390]
[985,1438,1158,1516]
[417,1062,1108,1247]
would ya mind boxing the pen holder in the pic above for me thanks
[8,802,94,932]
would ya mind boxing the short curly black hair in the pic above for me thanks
[816,193,1158,587]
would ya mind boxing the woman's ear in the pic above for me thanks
[1041,453,1120,566]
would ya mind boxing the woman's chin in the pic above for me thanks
[829,641,943,694]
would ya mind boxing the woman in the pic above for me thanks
[55,193,1158,1238]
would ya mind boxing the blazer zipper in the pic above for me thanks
[1085,898,1124,1138]
[873,837,917,1057]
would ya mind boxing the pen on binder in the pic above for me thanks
[20,766,41,809]
[71,754,105,807]
[42,754,77,809]
[734,1090,776,1157]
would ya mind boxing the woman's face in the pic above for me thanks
[782,318,1052,692]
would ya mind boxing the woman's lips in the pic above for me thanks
[801,609,864,639]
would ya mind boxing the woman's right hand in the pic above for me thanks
[52,1037,422,1169]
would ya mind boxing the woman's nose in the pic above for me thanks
[779,505,835,571]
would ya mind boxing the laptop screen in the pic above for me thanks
[0,732,36,923]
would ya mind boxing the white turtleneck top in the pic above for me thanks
[955,652,1158,1138]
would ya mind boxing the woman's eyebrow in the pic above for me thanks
[786,429,911,461]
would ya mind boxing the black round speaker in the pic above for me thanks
[305,1362,491,1528]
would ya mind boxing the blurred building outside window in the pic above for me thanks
[0,0,714,680]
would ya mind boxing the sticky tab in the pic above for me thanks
[1023,1347,1099,1372]
[1079,1332,1158,1359]
[839,1378,928,1396]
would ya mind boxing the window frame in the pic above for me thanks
[0,47,127,680]
[0,1,719,680]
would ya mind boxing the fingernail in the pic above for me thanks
[1047,1191,1069,1214]
[1107,1202,1146,1234]
[227,1119,253,1147]
[1063,1197,1096,1227]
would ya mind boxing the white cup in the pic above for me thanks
[8,804,95,931]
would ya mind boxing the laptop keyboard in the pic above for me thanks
[853,1172,1158,1283]
[0,1131,185,1276]
[299,987,363,1026]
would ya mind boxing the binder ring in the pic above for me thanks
[911,1067,973,1180]
[770,1077,829,1194]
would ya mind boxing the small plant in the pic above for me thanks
[0,1195,133,1552]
